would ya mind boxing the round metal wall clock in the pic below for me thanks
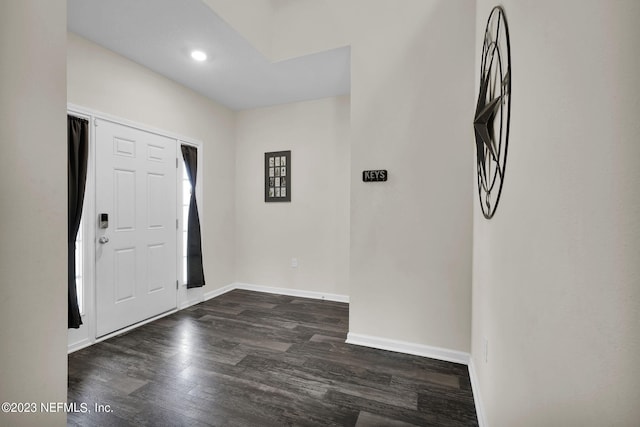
[474,6,511,219]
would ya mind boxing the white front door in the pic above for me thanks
[95,119,177,337]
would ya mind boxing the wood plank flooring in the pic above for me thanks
[68,290,478,426]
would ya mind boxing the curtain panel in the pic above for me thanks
[181,145,205,288]
[68,116,89,328]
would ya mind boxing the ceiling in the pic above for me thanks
[67,0,350,111]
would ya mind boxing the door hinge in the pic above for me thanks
[176,158,179,168]
[176,280,179,290]
[176,219,179,229]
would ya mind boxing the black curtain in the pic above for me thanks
[181,145,205,288]
[68,116,89,328]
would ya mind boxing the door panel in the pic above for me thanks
[114,248,136,302]
[95,119,177,337]
[114,169,136,230]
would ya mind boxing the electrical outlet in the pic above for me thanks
[291,258,298,268]
[483,338,489,363]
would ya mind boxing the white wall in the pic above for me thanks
[202,0,349,62]
[67,33,236,341]
[202,0,274,59]
[269,0,349,61]
[0,1,68,426]
[202,0,476,357]
[235,96,350,297]
[471,1,640,426]
[348,0,475,353]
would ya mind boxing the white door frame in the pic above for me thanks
[67,104,204,352]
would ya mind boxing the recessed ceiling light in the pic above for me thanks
[191,50,207,62]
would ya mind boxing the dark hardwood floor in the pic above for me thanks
[68,290,478,426]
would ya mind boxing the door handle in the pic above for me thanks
[99,236,110,244]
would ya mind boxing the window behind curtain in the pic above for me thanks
[182,161,190,284]
[75,218,84,315]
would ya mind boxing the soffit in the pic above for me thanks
[67,0,350,110]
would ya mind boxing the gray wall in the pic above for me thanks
[348,0,476,353]
[0,1,68,426]
[235,97,350,297]
[471,1,640,425]
[201,0,477,356]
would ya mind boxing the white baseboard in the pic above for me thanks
[94,308,178,343]
[345,332,470,365]
[68,308,178,353]
[203,283,236,301]
[67,338,93,354]
[179,297,206,310]
[468,358,488,427]
[232,282,350,303]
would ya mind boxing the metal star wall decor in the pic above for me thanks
[474,6,511,219]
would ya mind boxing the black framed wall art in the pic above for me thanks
[265,150,291,202]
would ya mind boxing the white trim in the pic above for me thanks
[204,283,236,301]
[232,282,350,303]
[95,309,178,342]
[468,358,488,427]
[204,282,349,303]
[67,103,201,146]
[68,308,178,354]
[178,297,205,310]
[67,338,93,354]
[345,332,470,365]
[66,103,204,354]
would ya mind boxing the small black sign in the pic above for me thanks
[362,170,388,182]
